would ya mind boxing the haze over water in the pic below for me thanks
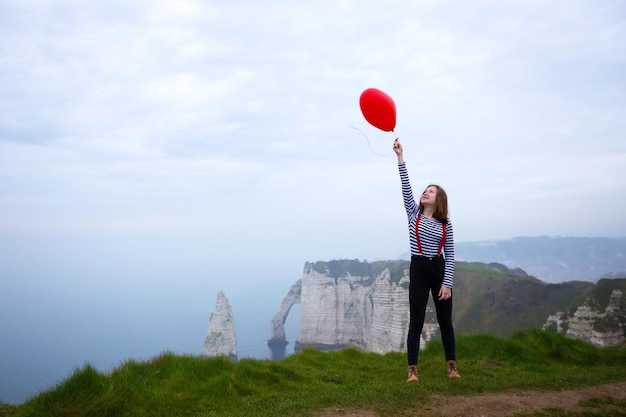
[0,272,301,405]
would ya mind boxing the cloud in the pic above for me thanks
[1,0,625,260]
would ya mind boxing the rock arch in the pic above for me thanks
[267,280,301,346]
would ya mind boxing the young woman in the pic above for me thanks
[393,138,460,382]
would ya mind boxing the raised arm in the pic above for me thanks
[395,139,418,218]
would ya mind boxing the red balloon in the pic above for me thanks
[359,88,396,132]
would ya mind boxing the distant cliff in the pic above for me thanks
[544,278,626,347]
[268,260,424,354]
[269,260,624,353]
[201,291,238,361]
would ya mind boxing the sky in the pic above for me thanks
[1,0,625,284]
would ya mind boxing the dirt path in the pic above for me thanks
[318,381,626,417]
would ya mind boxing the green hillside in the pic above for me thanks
[580,278,626,312]
[450,262,595,336]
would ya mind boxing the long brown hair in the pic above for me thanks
[418,184,449,223]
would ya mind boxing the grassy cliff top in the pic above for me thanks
[4,330,625,417]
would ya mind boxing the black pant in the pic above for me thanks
[407,254,456,365]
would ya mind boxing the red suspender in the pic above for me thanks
[416,213,423,254]
[438,222,447,255]
[416,213,446,255]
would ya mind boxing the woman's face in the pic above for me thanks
[420,186,438,206]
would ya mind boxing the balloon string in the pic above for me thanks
[349,126,393,157]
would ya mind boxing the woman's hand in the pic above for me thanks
[393,138,402,155]
[393,138,404,163]
[438,286,452,301]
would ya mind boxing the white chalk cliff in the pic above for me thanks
[268,260,436,354]
[544,288,624,347]
[201,291,238,361]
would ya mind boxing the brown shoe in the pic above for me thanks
[447,360,461,378]
[407,365,418,382]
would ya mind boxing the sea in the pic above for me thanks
[0,277,301,405]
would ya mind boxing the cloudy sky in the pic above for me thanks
[1,0,625,280]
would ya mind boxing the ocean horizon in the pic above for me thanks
[0,279,301,405]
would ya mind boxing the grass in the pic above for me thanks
[2,329,625,417]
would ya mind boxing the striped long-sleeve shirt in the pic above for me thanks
[399,162,455,288]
